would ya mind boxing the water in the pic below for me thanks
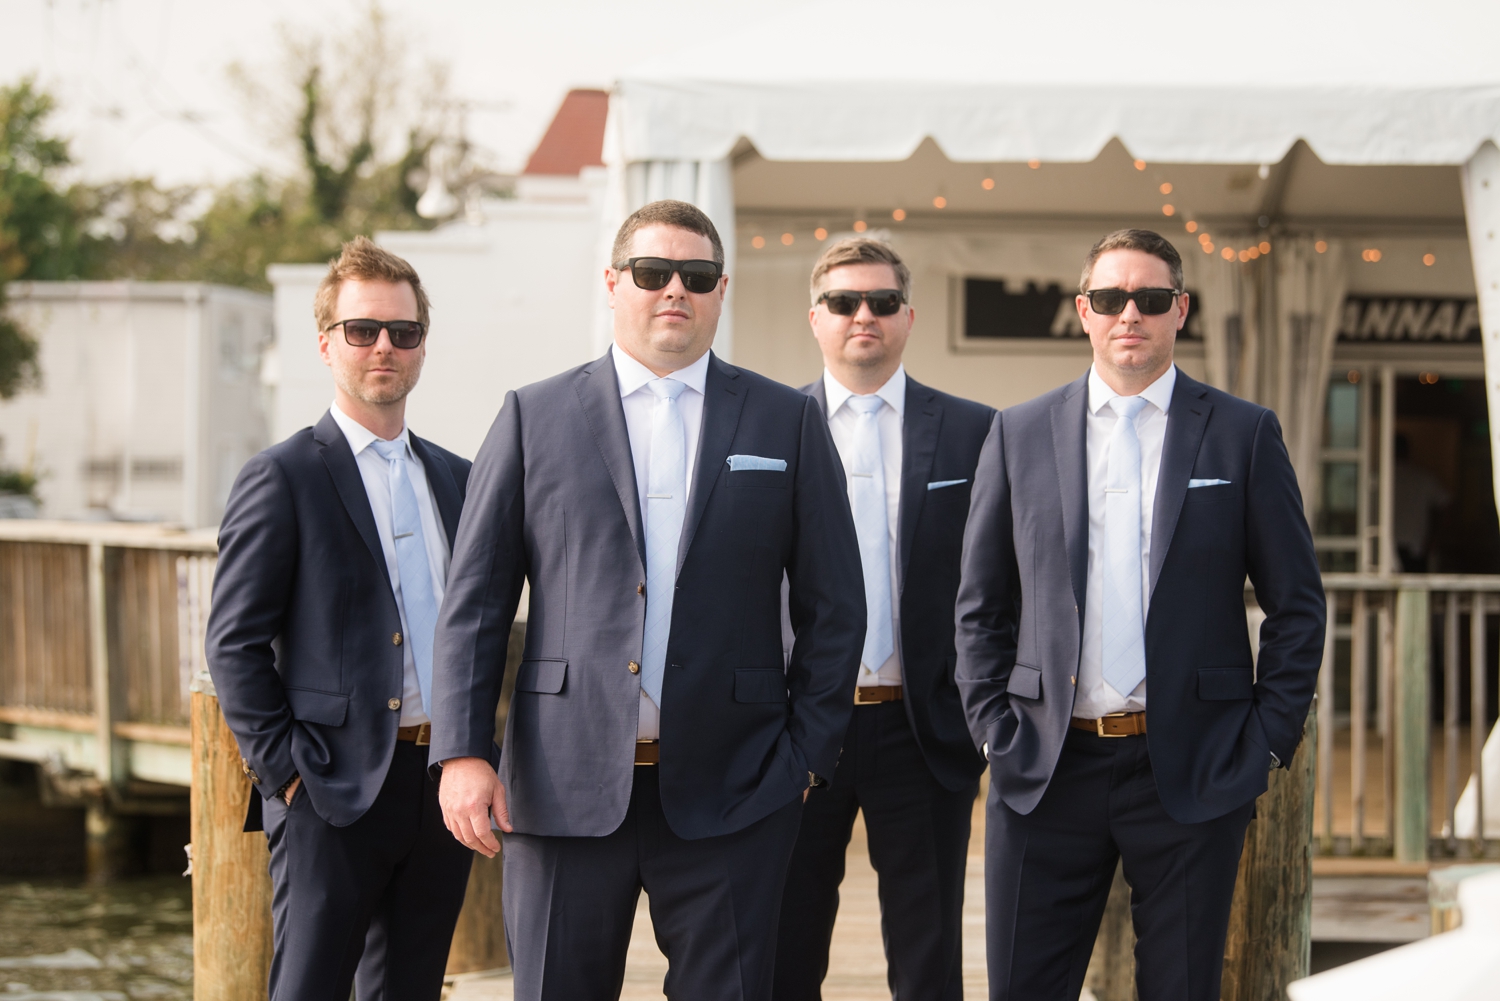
[0,877,192,1001]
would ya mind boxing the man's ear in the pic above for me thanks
[317,328,332,367]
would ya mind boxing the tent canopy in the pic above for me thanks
[615,0,1500,168]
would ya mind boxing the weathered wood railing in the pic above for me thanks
[1316,574,1498,862]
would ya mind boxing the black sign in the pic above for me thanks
[1337,296,1480,343]
[964,279,1202,340]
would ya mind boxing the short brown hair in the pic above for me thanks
[611,199,724,268]
[1079,229,1183,293]
[313,236,432,332]
[809,237,912,304]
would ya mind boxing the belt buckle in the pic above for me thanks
[415,723,431,746]
[1096,712,1130,738]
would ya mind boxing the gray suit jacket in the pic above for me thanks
[429,351,866,840]
[955,368,1325,824]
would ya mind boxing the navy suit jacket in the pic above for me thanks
[803,373,993,791]
[955,368,1325,824]
[206,410,471,829]
[429,351,866,841]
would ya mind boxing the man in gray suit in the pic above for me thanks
[428,199,866,1001]
[956,229,1325,1000]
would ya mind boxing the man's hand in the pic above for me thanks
[282,776,301,805]
[439,756,509,857]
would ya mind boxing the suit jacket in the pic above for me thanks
[803,373,993,791]
[429,351,865,841]
[206,410,471,829]
[954,368,1325,825]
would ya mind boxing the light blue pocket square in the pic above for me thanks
[727,455,787,472]
[927,479,969,491]
[1188,478,1231,488]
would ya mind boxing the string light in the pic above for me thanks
[1134,159,1147,171]
[1347,370,1360,384]
[1361,248,1382,262]
[751,236,766,249]
[1259,241,1271,254]
[853,220,868,233]
[1423,253,1436,266]
[1159,182,1173,195]
[781,233,795,246]
[1198,232,1211,244]
[932,196,947,209]
[1222,247,1235,260]
[1315,240,1328,253]
[1185,220,1198,233]
[1419,371,1440,385]
[814,227,828,241]
[1239,249,1251,262]
[1027,160,1040,170]
[982,177,996,189]
[1162,204,1175,216]
[892,209,906,221]
[1202,242,1214,253]
[1247,247,1260,259]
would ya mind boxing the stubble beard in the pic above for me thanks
[336,359,421,407]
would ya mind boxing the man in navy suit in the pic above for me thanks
[955,229,1325,1001]
[429,200,865,1001]
[773,238,991,1001]
[207,237,473,1001]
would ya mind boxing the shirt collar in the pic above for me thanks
[1086,364,1177,417]
[611,342,711,399]
[824,364,907,418]
[329,401,411,456]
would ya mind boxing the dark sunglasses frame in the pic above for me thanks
[1084,288,1183,316]
[327,318,427,349]
[614,257,724,294]
[817,288,907,317]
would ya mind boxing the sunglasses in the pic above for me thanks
[328,319,427,349]
[614,257,724,294]
[1084,288,1182,316]
[817,289,906,317]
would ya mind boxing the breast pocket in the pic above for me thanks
[727,469,790,489]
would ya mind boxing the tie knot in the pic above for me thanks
[371,439,406,462]
[1110,396,1149,422]
[848,395,883,417]
[649,378,687,402]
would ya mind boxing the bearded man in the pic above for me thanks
[207,236,474,1001]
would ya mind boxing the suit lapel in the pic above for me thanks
[898,378,941,594]
[315,411,391,591]
[409,435,462,549]
[573,352,647,571]
[678,354,746,575]
[1149,369,1212,596]
[1050,375,1090,610]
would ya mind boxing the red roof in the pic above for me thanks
[523,89,609,176]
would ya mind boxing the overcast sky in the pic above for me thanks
[0,0,804,186]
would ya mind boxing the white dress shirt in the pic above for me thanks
[329,402,451,726]
[823,366,905,687]
[1075,364,1176,719]
[612,343,711,739]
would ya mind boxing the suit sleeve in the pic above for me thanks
[954,412,1021,751]
[784,394,865,780]
[1244,409,1327,765]
[429,392,528,767]
[204,453,300,799]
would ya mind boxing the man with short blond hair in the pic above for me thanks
[774,237,992,1001]
[208,236,473,1001]
[956,229,1324,1000]
[429,200,865,1001]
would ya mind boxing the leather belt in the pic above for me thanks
[635,740,660,765]
[396,723,431,745]
[855,685,903,705]
[1070,712,1147,737]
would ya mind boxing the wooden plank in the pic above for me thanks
[1311,858,1432,877]
[1444,593,1460,852]
[1351,592,1368,850]
[113,721,192,746]
[0,519,218,551]
[1393,588,1431,862]
[0,705,96,732]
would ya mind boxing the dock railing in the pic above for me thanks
[1315,574,1498,862]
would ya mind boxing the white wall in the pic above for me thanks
[268,187,604,459]
[0,282,271,526]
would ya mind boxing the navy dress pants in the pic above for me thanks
[984,726,1255,1001]
[773,701,977,1001]
[261,742,473,1001]
[500,765,804,1001]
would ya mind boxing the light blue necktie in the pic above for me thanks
[641,378,688,707]
[847,395,894,676]
[371,439,438,714]
[1101,395,1149,698]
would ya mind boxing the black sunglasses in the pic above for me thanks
[614,257,724,294]
[1084,288,1182,316]
[817,289,906,317]
[327,319,427,349]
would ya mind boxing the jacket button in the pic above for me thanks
[637,582,645,595]
[1071,676,1076,686]
[628,661,641,675]
[393,632,403,646]
[388,698,401,710]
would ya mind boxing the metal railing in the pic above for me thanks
[1315,575,1497,861]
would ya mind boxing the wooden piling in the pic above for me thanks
[190,681,274,1001]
